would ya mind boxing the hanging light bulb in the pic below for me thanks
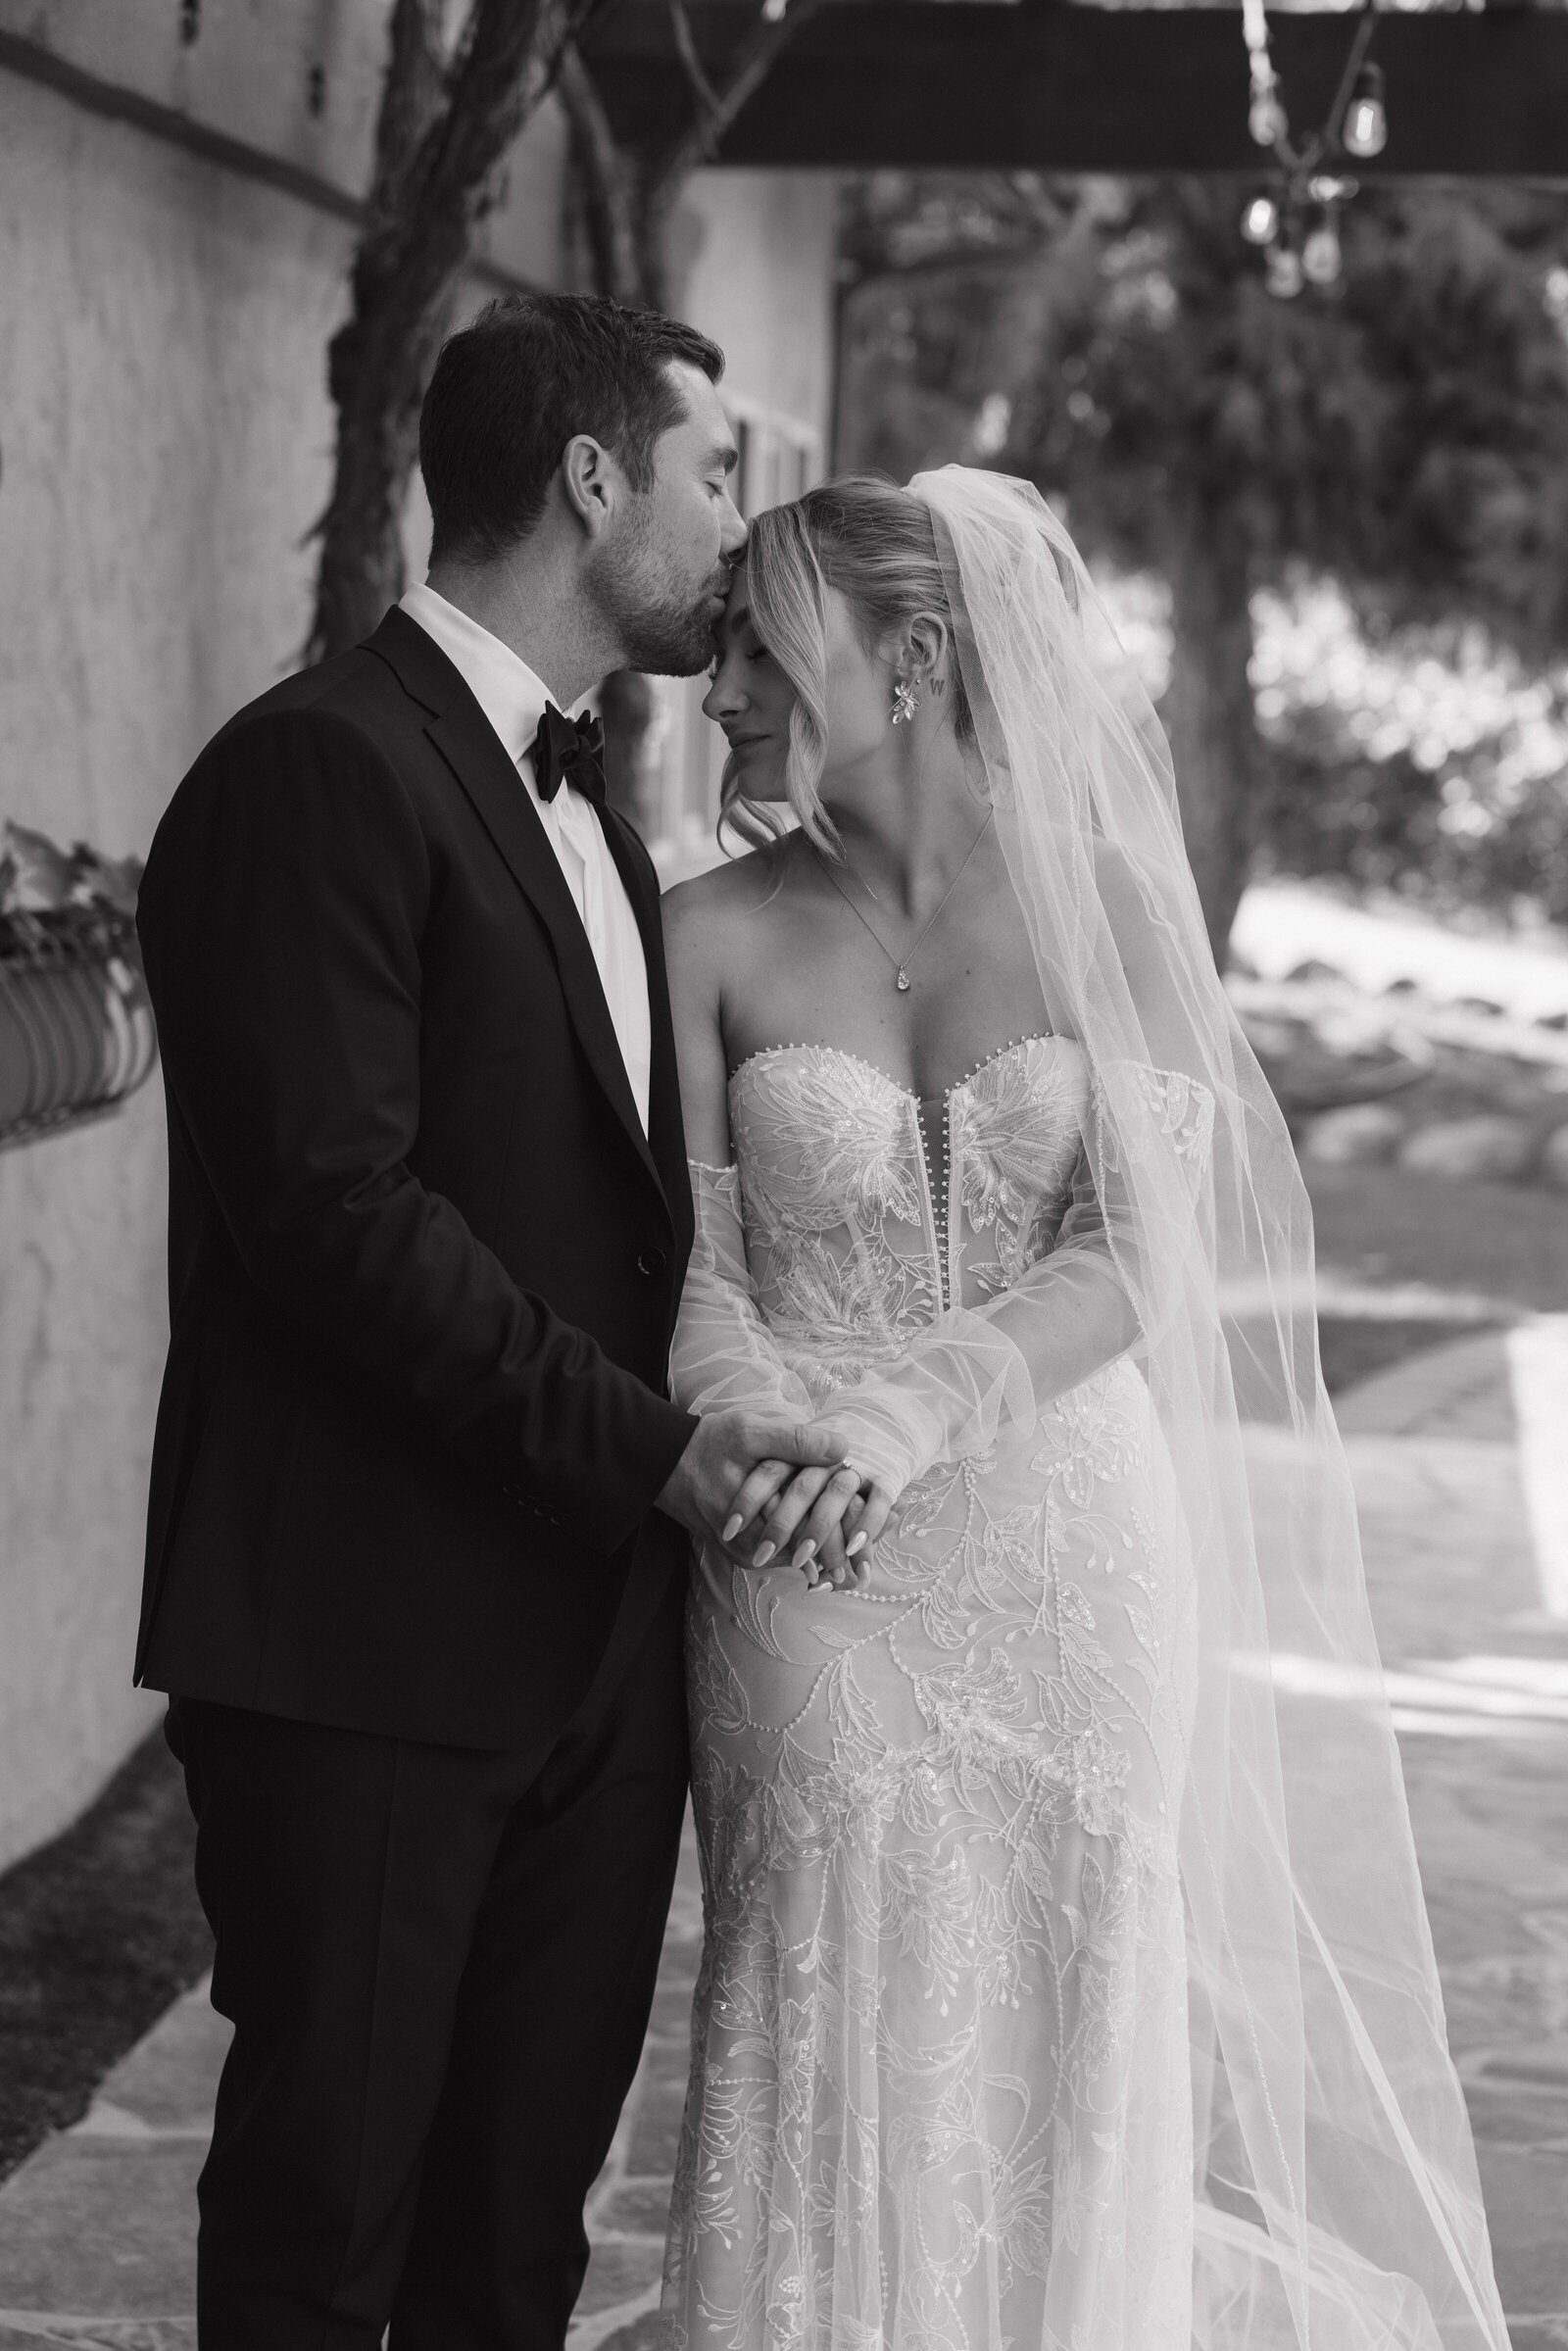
[1242,0,1287,147]
[1266,244,1305,300]
[1343,62,1388,160]
[1302,216,1343,286]
[1242,194,1280,247]
[1250,90,1288,148]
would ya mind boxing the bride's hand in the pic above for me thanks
[751,1458,899,1591]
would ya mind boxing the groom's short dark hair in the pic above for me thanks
[419,293,725,565]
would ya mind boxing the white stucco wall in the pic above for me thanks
[0,65,362,1869]
[675,170,838,439]
[0,0,572,294]
[0,10,836,1870]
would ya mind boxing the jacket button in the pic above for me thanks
[637,1247,668,1279]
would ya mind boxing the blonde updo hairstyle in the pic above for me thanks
[719,475,975,857]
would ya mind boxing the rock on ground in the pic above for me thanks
[1398,1117,1535,1182]
[1301,1102,1408,1165]
[1541,1124,1568,1194]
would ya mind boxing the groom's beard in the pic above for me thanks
[585,506,729,679]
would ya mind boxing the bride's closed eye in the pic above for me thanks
[708,637,771,679]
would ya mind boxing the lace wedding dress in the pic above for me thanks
[662,1035,1199,2351]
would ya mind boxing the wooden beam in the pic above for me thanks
[578,2,1568,176]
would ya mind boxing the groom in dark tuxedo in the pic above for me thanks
[134,293,844,2349]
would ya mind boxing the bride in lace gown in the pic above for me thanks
[658,472,1506,2351]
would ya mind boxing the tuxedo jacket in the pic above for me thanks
[134,608,698,1754]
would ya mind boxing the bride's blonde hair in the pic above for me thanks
[720,474,974,857]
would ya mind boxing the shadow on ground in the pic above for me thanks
[0,1725,209,2182]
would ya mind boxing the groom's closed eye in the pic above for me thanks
[703,440,739,489]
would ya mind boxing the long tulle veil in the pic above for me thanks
[909,464,1506,2351]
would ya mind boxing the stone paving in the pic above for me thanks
[1337,1324,1568,2351]
[1,1319,1566,2348]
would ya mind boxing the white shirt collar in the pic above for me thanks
[400,581,558,770]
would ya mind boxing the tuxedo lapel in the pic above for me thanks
[366,611,669,1217]
[598,808,693,1246]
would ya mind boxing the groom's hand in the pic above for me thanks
[656,1411,853,1550]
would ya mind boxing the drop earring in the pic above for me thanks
[891,678,918,725]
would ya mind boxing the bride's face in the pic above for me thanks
[704,558,892,801]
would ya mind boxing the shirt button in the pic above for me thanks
[637,1247,668,1279]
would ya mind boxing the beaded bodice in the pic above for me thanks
[725,1035,1092,1397]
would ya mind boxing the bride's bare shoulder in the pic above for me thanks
[662,838,801,969]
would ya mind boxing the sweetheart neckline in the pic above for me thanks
[726,1034,1074,1107]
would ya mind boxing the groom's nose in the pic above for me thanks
[717,495,747,560]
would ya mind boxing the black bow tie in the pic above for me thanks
[532,703,607,808]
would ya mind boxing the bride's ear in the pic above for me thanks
[906,611,952,696]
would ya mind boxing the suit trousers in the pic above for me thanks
[173,1558,689,2351]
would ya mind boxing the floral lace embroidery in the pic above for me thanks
[666,1042,1197,2351]
[1096,1061,1216,1176]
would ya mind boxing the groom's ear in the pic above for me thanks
[560,433,620,541]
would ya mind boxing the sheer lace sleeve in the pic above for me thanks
[821,1149,1140,1495]
[670,1160,818,1421]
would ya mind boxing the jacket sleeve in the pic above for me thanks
[137,706,695,1556]
[818,1149,1141,1495]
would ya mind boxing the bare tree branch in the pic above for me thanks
[655,0,825,184]
[626,0,827,306]
[559,42,642,307]
[308,0,597,663]
[565,1,825,310]
[667,0,721,125]
[368,0,447,226]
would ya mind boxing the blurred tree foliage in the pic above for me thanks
[837,175,1568,953]
[1255,661,1568,924]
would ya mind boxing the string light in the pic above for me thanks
[1242,0,1288,148]
[1242,194,1280,247]
[1302,219,1343,286]
[1266,244,1305,300]
[1236,2,1385,299]
[1343,62,1389,159]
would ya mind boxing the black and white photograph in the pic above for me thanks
[0,3,1566,2347]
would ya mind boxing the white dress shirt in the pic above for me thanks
[400,582,652,1134]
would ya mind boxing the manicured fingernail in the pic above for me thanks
[846,1533,867,1556]
[754,1542,776,1566]
[792,1541,817,1570]
[721,1513,745,1543]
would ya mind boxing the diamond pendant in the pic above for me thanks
[896,968,911,992]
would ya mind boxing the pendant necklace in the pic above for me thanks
[814,810,994,992]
